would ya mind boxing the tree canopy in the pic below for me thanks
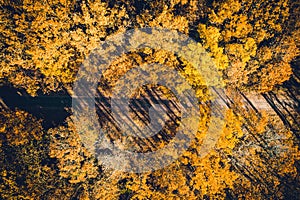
[0,0,299,199]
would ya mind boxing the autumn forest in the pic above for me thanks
[0,0,299,199]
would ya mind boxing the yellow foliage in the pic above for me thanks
[198,24,229,70]
[136,5,189,34]
[0,0,299,199]
[222,14,253,42]
[0,0,128,95]
[48,119,98,184]
[148,6,190,34]
[200,0,298,92]
[217,109,243,151]
[208,0,241,25]
[0,109,43,145]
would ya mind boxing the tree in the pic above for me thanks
[198,0,299,93]
[0,108,51,199]
[0,0,128,96]
[0,0,299,199]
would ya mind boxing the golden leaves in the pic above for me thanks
[48,120,98,184]
[217,109,243,151]
[208,0,241,25]
[190,150,239,197]
[1,0,128,96]
[198,24,229,70]
[251,35,299,92]
[0,0,299,199]
[0,109,43,146]
[222,14,253,42]
[141,6,190,34]
[199,0,298,93]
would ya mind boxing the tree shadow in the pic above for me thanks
[0,85,71,129]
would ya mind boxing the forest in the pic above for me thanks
[0,0,299,199]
